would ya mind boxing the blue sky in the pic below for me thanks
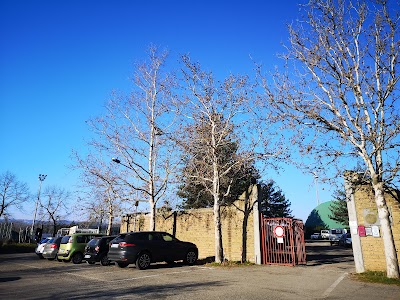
[0,0,335,222]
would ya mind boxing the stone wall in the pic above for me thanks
[120,199,256,262]
[352,184,400,271]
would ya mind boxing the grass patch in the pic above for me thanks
[352,271,400,286]
[206,260,256,267]
[0,243,36,254]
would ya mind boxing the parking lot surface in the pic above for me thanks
[1,241,399,299]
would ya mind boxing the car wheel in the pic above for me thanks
[62,259,70,263]
[100,255,110,266]
[136,252,151,270]
[184,249,198,265]
[47,258,55,261]
[86,261,96,265]
[117,262,129,268]
[72,252,84,264]
[38,254,44,259]
[57,257,63,262]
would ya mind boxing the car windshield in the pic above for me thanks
[87,238,100,247]
[39,237,49,244]
[60,235,71,244]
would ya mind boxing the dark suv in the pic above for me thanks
[108,231,198,270]
[84,235,117,266]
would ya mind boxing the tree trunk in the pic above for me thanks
[241,189,250,263]
[241,211,249,263]
[372,182,400,278]
[149,198,156,231]
[214,201,224,263]
[52,222,57,237]
[107,213,113,235]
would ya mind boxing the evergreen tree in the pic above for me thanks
[328,189,349,227]
[177,113,261,209]
[178,147,261,209]
[259,180,292,218]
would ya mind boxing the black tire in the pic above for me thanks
[136,252,151,270]
[86,261,96,265]
[47,258,55,261]
[184,249,198,265]
[38,254,44,259]
[72,252,84,264]
[100,255,110,266]
[62,259,70,263]
[117,262,129,268]
[57,257,63,262]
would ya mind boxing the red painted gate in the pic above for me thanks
[260,217,306,266]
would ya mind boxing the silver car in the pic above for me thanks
[42,236,63,261]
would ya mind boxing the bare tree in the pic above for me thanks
[72,151,123,235]
[38,186,69,236]
[177,55,278,263]
[85,46,178,231]
[0,171,31,218]
[260,0,399,278]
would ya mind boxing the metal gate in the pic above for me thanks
[260,217,306,266]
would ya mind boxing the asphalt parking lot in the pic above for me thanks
[0,241,399,300]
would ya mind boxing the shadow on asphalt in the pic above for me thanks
[0,276,21,283]
[306,240,354,267]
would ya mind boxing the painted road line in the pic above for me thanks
[65,271,109,282]
[322,272,348,298]
[111,269,211,282]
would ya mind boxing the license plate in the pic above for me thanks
[84,255,91,259]
[111,244,118,248]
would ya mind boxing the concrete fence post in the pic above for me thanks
[344,172,365,273]
[252,184,262,265]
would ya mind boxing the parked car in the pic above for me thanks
[339,233,352,247]
[57,233,104,264]
[84,235,117,266]
[320,230,330,239]
[42,236,63,261]
[329,228,345,245]
[35,237,53,259]
[108,231,198,270]
[310,233,321,240]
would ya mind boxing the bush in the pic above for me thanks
[0,242,36,254]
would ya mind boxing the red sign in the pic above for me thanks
[358,226,366,237]
[274,226,284,238]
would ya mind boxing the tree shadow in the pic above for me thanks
[0,276,21,282]
[306,242,354,266]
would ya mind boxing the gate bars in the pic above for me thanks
[260,217,306,266]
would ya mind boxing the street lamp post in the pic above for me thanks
[111,157,133,170]
[312,172,320,206]
[112,159,145,231]
[31,174,47,241]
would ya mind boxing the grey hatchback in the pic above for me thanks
[107,231,198,270]
[42,236,63,261]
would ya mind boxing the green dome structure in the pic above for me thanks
[305,201,345,230]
